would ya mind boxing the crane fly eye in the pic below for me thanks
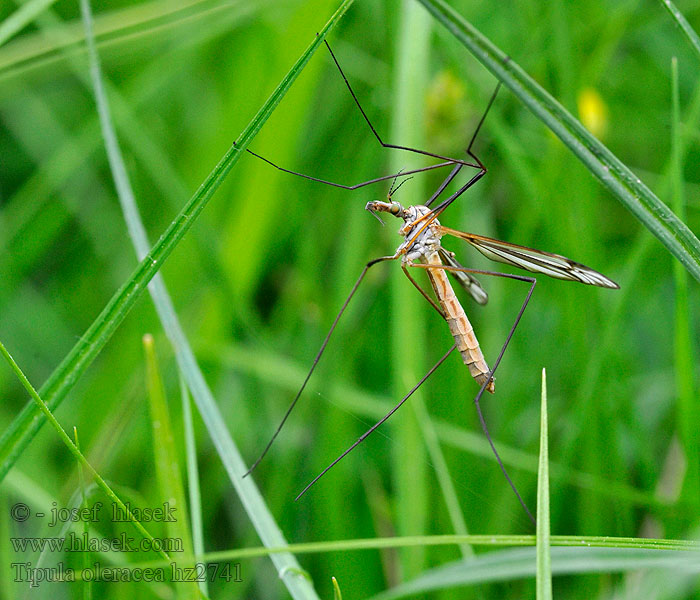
[390,202,401,215]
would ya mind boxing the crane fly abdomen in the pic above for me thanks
[424,250,495,393]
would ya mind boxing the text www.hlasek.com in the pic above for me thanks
[11,531,183,554]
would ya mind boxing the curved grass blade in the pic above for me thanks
[368,546,700,599]
[660,0,700,62]
[416,0,700,283]
[0,0,355,485]
[77,0,332,595]
[0,0,58,48]
[0,340,171,563]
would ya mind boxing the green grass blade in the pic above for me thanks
[73,427,92,600]
[77,0,327,593]
[129,533,700,564]
[0,339,170,562]
[389,1,431,576]
[332,576,343,600]
[180,374,207,597]
[536,368,552,600]
[367,546,700,599]
[0,0,354,488]
[143,335,197,598]
[416,0,700,283]
[670,57,699,507]
[0,0,59,48]
[660,0,700,61]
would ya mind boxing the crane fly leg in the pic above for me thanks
[244,254,396,477]
[294,344,457,501]
[401,265,445,318]
[408,261,538,524]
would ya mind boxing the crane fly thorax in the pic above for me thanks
[364,201,442,262]
[397,205,443,262]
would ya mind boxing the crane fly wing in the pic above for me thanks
[437,247,489,305]
[437,226,619,289]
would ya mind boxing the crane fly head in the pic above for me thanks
[365,200,405,221]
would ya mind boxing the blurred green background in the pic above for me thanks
[1,0,699,597]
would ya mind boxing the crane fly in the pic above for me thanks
[365,199,619,394]
[241,39,619,521]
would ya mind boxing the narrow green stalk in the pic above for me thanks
[0,339,170,562]
[389,0,431,577]
[180,373,207,597]
[74,427,92,600]
[332,576,343,600]
[670,57,699,508]
[126,533,700,567]
[660,0,700,61]
[143,335,197,598]
[536,369,552,600]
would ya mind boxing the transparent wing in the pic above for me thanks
[438,248,489,305]
[438,226,619,289]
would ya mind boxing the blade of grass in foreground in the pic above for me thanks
[76,0,331,596]
[0,0,354,490]
[416,0,700,283]
[180,374,207,597]
[0,0,59,48]
[536,369,552,600]
[660,0,700,62]
[143,335,197,599]
[0,340,170,563]
[366,545,700,599]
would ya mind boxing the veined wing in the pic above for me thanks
[438,248,489,305]
[438,226,619,289]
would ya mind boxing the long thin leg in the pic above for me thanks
[243,254,396,477]
[242,40,496,193]
[294,343,457,501]
[323,41,479,170]
[295,262,537,519]
[408,262,537,523]
[425,81,501,208]
[246,149,456,191]
[394,88,503,258]
[401,265,445,318]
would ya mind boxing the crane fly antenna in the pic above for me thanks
[388,174,413,199]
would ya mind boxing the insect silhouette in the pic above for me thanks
[242,40,619,522]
